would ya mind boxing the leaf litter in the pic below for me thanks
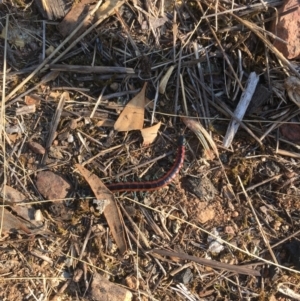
[1,0,300,300]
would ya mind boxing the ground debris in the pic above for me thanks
[1,0,300,300]
[90,273,133,301]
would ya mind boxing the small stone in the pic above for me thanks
[91,273,132,301]
[273,220,282,231]
[231,211,239,218]
[67,134,74,143]
[196,202,215,223]
[208,241,224,254]
[28,141,46,155]
[1,185,26,203]
[224,226,235,234]
[110,82,119,91]
[34,209,44,222]
[174,268,193,284]
[36,171,72,200]
[186,176,217,201]
[69,119,78,130]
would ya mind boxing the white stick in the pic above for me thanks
[223,72,259,148]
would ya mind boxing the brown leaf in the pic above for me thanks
[114,83,146,132]
[7,133,21,143]
[159,65,175,94]
[96,119,115,127]
[0,207,31,235]
[75,164,127,254]
[0,186,43,231]
[140,122,161,145]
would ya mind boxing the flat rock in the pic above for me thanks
[184,176,217,201]
[36,171,72,200]
[90,273,132,301]
[270,0,300,59]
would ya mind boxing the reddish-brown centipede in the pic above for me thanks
[106,136,186,192]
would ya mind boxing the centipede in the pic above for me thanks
[106,136,186,192]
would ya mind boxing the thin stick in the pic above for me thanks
[0,14,9,238]
[173,48,182,124]
[45,92,68,149]
[223,72,259,147]
[90,86,107,118]
[238,176,278,265]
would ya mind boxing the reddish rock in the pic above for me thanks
[36,171,72,200]
[28,141,46,155]
[271,0,300,59]
[280,123,300,143]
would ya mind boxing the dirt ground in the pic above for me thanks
[1,0,300,300]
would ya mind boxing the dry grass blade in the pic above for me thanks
[182,116,219,159]
[0,15,9,239]
[285,76,300,107]
[151,249,260,276]
[46,92,68,149]
[238,176,278,264]
[49,64,135,74]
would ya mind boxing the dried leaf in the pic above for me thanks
[181,117,219,160]
[75,164,127,254]
[114,83,146,132]
[1,185,26,203]
[1,186,43,230]
[285,76,300,107]
[159,65,175,94]
[96,119,115,127]
[0,207,31,235]
[149,16,168,30]
[7,133,20,143]
[140,122,161,145]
